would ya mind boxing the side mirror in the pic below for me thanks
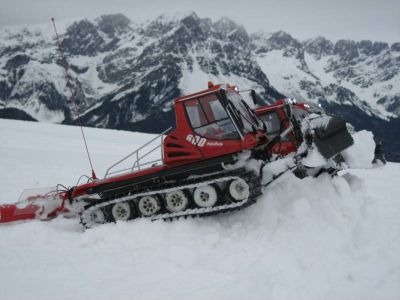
[251,90,258,106]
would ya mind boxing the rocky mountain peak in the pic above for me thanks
[268,31,301,49]
[303,36,334,59]
[61,19,105,56]
[180,11,200,23]
[214,17,249,44]
[358,40,389,56]
[214,17,240,33]
[252,31,303,59]
[178,12,207,40]
[333,39,360,60]
[333,39,390,61]
[96,14,131,36]
[391,43,400,52]
[252,30,302,58]
[143,12,189,38]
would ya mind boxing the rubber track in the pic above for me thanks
[80,170,261,228]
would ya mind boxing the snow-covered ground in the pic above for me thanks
[0,119,399,300]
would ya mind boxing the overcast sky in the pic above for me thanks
[0,0,399,42]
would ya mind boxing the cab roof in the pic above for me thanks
[174,84,238,104]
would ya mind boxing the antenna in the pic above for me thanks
[51,18,97,180]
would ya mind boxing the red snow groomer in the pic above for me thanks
[0,84,354,228]
[0,83,270,228]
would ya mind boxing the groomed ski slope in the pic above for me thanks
[0,118,399,300]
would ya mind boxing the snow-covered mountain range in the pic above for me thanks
[0,12,399,159]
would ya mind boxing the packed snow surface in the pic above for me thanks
[0,119,399,300]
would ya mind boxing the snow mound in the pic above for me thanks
[1,170,399,300]
[342,130,375,169]
[0,119,399,300]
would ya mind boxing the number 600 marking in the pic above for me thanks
[186,134,206,147]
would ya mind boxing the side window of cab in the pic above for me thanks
[259,111,281,139]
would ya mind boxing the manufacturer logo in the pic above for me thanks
[206,141,223,147]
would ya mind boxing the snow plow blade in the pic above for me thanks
[313,116,354,159]
[0,187,68,224]
[0,203,42,223]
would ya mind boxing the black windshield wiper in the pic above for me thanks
[218,89,245,140]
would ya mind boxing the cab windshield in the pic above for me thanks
[225,91,259,132]
[184,93,239,140]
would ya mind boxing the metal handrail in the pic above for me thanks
[105,158,163,177]
[131,143,162,171]
[104,127,172,178]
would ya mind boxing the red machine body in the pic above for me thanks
[71,84,266,198]
[1,84,268,224]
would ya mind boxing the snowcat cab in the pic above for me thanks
[256,99,303,156]
[164,83,268,165]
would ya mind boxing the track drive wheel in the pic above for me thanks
[226,178,250,202]
[164,190,189,212]
[82,207,108,228]
[193,185,218,208]
[138,195,160,217]
[111,202,135,221]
